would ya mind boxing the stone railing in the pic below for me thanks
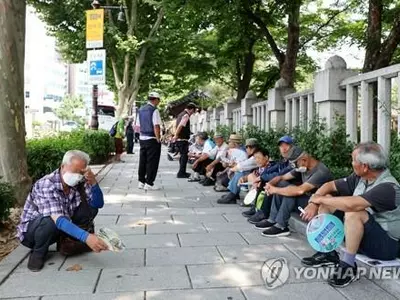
[186,56,400,152]
[251,100,269,130]
[232,107,242,132]
[339,64,400,151]
[284,90,314,130]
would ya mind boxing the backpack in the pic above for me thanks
[109,121,119,137]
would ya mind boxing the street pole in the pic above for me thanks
[91,84,99,129]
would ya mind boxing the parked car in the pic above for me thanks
[60,121,79,132]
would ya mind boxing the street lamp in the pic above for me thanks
[88,0,126,130]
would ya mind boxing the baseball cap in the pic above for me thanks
[287,145,305,163]
[278,135,294,145]
[186,102,197,110]
[148,91,161,99]
[214,132,224,139]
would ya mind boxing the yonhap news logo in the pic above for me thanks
[261,257,400,289]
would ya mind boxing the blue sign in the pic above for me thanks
[306,214,344,253]
[90,60,103,76]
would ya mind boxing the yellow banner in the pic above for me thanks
[86,9,104,49]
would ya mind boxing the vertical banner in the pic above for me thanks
[88,49,106,85]
[86,9,104,49]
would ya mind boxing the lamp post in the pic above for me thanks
[89,1,126,130]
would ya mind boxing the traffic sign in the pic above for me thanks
[87,49,106,85]
[86,9,104,49]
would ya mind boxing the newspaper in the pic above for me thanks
[97,227,126,252]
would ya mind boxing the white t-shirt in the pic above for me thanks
[208,142,228,160]
[136,103,162,140]
[202,139,216,156]
[221,148,247,164]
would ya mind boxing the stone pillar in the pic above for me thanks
[241,91,258,126]
[224,97,237,127]
[212,107,221,129]
[360,81,373,142]
[346,85,358,143]
[292,98,299,128]
[265,105,271,132]
[285,99,292,129]
[314,55,358,129]
[299,96,307,129]
[377,76,392,152]
[307,94,314,130]
[261,105,265,130]
[268,79,295,130]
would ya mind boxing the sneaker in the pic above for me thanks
[27,252,45,272]
[255,219,276,229]
[214,184,229,192]
[261,226,290,237]
[177,173,191,178]
[217,192,237,204]
[144,183,161,191]
[301,251,339,267]
[138,182,145,189]
[242,207,256,217]
[328,261,359,288]
[202,178,215,186]
[247,211,266,224]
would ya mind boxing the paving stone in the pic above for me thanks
[194,207,243,215]
[372,277,400,297]
[146,246,224,266]
[146,207,196,216]
[242,283,346,300]
[98,224,145,236]
[117,215,172,226]
[334,277,398,300]
[98,205,145,216]
[146,288,245,300]
[146,223,207,234]
[203,222,255,233]
[0,270,100,298]
[122,202,168,209]
[239,231,306,245]
[223,213,252,223]
[123,234,180,249]
[179,233,247,247]
[95,215,120,225]
[14,252,65,273]
[2,297,39,300]
[97,266,190,292]
[41,293,144,300]
[172,214,227,224]
[0,245,31,267]
[217,244,300,264]
[187,262,264,288]
[62,249,144,270]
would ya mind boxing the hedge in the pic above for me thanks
[26,130,114,183]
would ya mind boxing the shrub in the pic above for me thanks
[27,130,114,182]
[0,180,16,223]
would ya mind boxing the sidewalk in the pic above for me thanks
[0,146,399,299]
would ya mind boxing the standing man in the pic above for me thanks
[137,92,162,191]
[125,116,135,154]
[173,102,197,178]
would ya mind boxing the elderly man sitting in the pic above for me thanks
[17,150,108,272]
[188,132,216,182]
[300,142,400,287]
[217,138,259,204]
[262,146,333,237]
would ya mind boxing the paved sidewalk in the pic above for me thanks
[0,146,399,299]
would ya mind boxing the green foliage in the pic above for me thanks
[54,95,85,123]
[0,180,16,223]
[389,132,400,182]
[26,130,114,182]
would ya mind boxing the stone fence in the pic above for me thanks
[190,55,400,152]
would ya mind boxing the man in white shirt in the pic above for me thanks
[189,132,216,182]
[137,92,162,191]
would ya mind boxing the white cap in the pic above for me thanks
[148,91,160,99]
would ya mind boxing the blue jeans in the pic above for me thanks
[228,171,251,195]
[268,181,309,228]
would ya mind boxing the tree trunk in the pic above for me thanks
[236,42,256,102]
[280,0,301,88]
[0,0,31,205]
[363,0,382,72]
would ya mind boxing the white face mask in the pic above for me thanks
[295,166,308,173]
[63,172,84,187]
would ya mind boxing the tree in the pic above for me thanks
[54,95,85,123]
[363,0,400,71]
[29,0,165,116]
[0,0,32,205]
